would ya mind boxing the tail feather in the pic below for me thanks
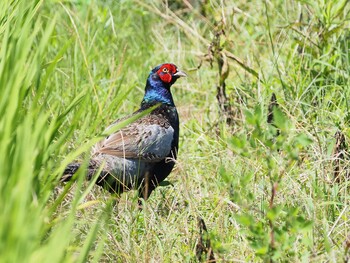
[61,161,105,182]
[61,161,121,194]
[60,162,81,182]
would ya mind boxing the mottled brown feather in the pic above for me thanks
[92,113,173,162]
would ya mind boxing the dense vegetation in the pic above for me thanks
[1,0,349,262]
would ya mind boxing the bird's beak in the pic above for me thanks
[174,70,187,78]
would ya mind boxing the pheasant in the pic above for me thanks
[62,63,186,200]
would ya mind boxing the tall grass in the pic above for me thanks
[1,0,350,262]
[0,1,111,262]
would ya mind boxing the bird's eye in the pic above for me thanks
[162,67,169,73]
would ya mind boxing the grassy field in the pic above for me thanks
[1,0,350,262]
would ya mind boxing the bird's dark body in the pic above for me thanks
[62,63,185,199]
[91,102,179,198]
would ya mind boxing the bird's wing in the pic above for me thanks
[93,117,174,162]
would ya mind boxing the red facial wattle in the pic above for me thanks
[157,64,177,84]
[159,73,172,83]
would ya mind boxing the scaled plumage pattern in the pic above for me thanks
[62,63,186,199]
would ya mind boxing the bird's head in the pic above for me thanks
[143,63,186,106]
[150,63,187,87]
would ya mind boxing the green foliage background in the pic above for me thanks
[0,0,349,262]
